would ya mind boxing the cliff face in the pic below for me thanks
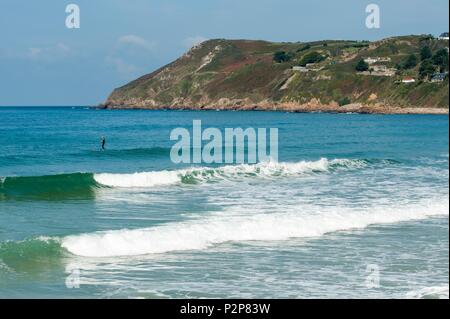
[104,36,449,113]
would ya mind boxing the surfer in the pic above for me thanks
[101,136,106,150]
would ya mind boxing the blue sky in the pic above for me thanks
[0,0,448,106]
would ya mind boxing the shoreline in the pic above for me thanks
[101,103,449,115]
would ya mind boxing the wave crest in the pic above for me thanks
[61,198,448,257]
[93,158,369,188]
[0,158,395,198]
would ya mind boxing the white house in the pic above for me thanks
[402,77,416,83]
[372,65,387,72]
[364,57,378,64]
[364,57,391,64]
[438,32,449,40]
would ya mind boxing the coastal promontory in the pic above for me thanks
[103,35,449,114]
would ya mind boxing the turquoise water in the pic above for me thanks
[0,107,448,299]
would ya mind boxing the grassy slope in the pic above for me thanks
[106,35,449,110]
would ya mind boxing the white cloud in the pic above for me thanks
[27,47,43,59]
[105,34,156,76]
[105,56,137,75]
[183,36,209,49]
[56,43,71,54]
[25,43,71,61]
[117,35,155,51]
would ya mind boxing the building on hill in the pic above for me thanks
[359,64,396,77]
[292,66,308,72]
[438,32,449,40]
[364,57,378,64]
[364,57,391,64]
[372,65,387,72]
[402,77,416,83]
[292,63,323,72]
[431,72,448,82]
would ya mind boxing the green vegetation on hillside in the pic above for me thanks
[298,51,326,66]
[420,46,432,60]
[355,59,369,72]
[401,54,418,70]
[432,49,449,72]
[419,60,436,80]
[273,51,293,63]
[105,35,449,110]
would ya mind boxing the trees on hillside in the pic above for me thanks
[420,46,432,61]
[296,44,311,52]
[432,49,449,72]
[398,46,448,80]
[273,51,293,63]
[355,59,369,72]
[419,60,436,80]
[417,47,448,79]
[299,52,326,66]
[402,54,418,70]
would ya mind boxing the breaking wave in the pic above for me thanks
[93,158,373,188]
[0,158,395,199]
[60,197,448,257]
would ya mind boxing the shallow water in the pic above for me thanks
[0,107,448,298]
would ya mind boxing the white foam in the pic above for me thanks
[61,197,448,257]
[405,286,449,299]
[93,158,363,188]
[94,170,181,188]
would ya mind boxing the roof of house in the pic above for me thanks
[431,73,447,79]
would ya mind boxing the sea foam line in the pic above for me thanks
[61,197,448,257]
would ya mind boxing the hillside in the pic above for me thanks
[103,35,449,113]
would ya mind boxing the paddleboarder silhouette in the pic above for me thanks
[101,136,106,150]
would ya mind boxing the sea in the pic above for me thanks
[0,107,448,299]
